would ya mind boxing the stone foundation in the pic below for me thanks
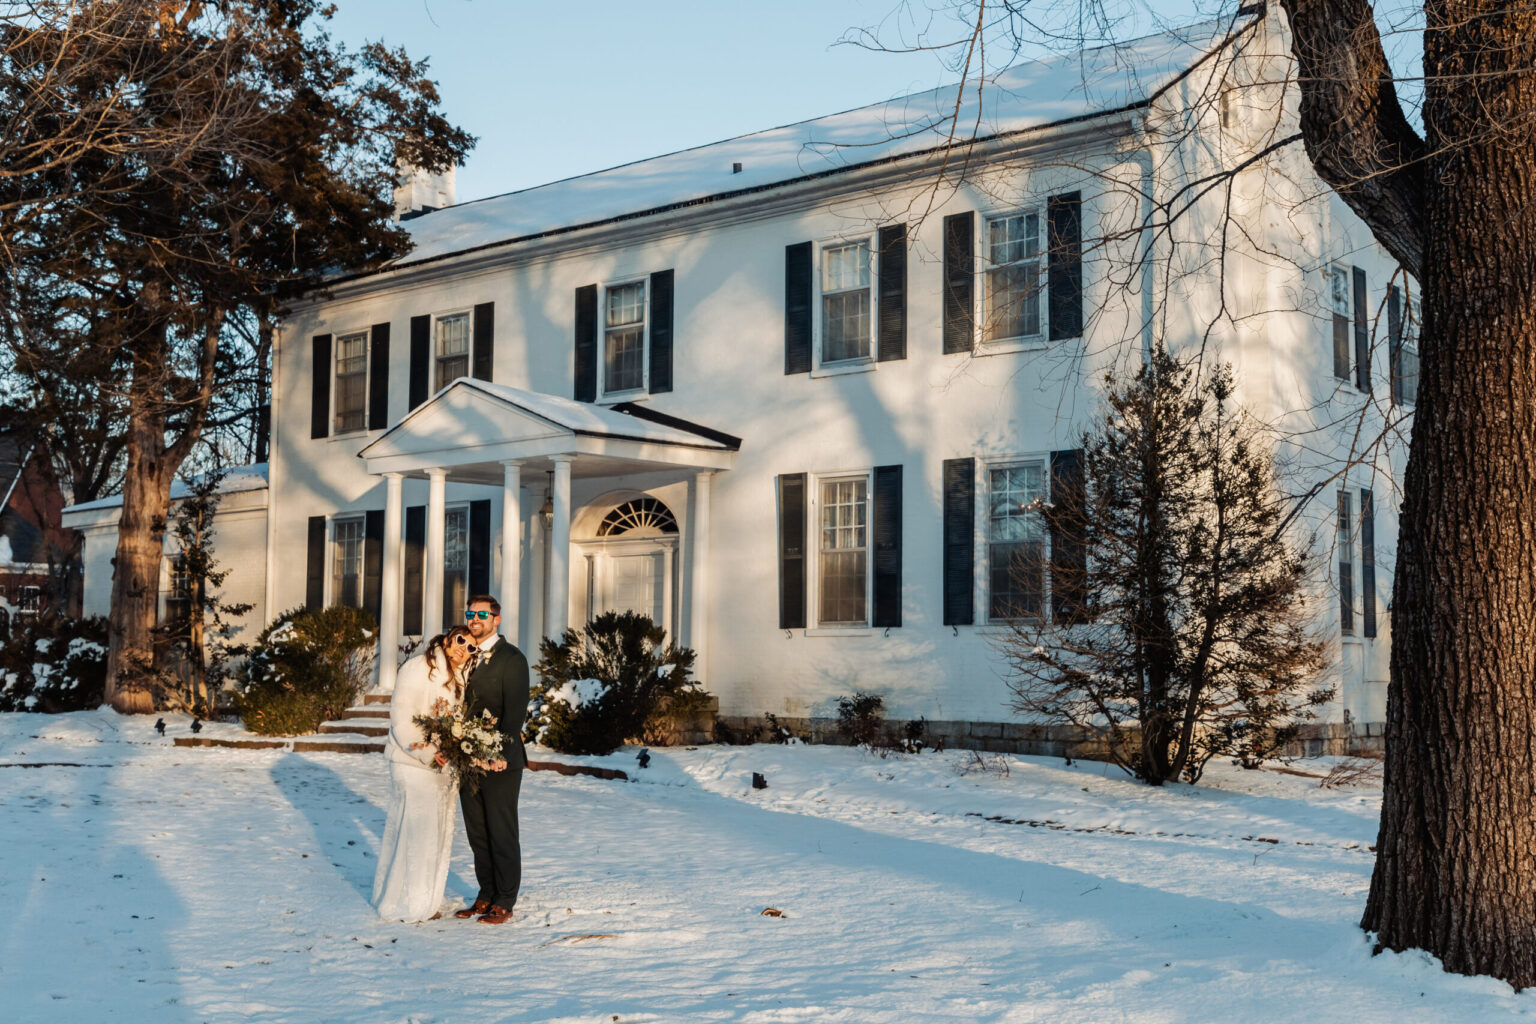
[711,715,1386,761]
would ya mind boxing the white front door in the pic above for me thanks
[605,551,663,619]
[580,537,676,635]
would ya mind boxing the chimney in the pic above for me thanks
[393,162,456,222]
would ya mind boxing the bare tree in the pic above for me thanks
[0,2,472,713]
[859,0,1536,987]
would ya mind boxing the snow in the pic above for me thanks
[392,18,1252,269]
[61,463,270,515]
[547,678,607,709]
[2,708,1530,1023]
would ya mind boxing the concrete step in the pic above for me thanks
[339,706,391,720]
[173,735,384,754]
[319,720,389,737]
[363,693,393,705]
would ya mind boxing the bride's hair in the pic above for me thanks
[423,624,475,682]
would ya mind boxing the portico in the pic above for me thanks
[357,379,737,692]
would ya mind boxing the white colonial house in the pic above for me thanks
[64,10,1416,753]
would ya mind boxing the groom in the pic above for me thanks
[454,594,530,925]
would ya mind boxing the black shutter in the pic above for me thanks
[784,242,813,374]
[1050,449,1088,624]
[310,334,331,439]
[1353,266,1369,392]
[472,302,494,382]
[574,284,598,402]
[403,505,425,635]
[1388,285,1403,406]
[778,473,807,629]
[469,499,492,597]
[363,508,384,625]
[1361,489,1376,639]
[368,323,390,430]
[877,224,907,362]
[1048,192,1084,341]
[872,464,903,627]
[409,315,430,410]
[649,269,674,393]
[942,458,975,625]
[942,213,974,353]
[305,515,326,611]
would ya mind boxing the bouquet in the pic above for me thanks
[411,697,508,790]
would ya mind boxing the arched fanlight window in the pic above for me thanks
[597,497,678,537]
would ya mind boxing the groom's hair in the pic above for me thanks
[468,594,501,616]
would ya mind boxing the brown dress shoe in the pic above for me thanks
[454,899,491,920]
[478,904,513,925]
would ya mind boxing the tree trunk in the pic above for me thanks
[1361,3,1536,986]
[103,380,175,715]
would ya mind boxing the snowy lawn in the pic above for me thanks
[1,711,1531,1023]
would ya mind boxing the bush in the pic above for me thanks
[233,606,376,735]
[834,692,886,749]
[0,615,108,713]
[530,611,704,755]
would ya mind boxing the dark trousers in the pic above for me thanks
[460,764,523,908]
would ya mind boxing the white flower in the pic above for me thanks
[461,741,473,754]
[451,723,465,738]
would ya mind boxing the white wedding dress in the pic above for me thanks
[372,653,462,922]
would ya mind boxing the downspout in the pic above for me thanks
[262,323,281,629]
[1127,141,1157,365]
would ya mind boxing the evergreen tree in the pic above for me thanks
[1002,347,1332,784]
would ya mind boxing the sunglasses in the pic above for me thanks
[450,634,472,647]
[465,610,494,621]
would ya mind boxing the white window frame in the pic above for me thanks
[811,235,877,377]
[599,278,649,400]
[1394,286,1420,408]
[1326,264,1356,387]
[978,208,1048,353]
[332,328,371,436]
[805,468,874,633]
[979,453,1051,623]
[331,515,366,610]
[1337,488,1355,637]
[442,502,470,627]
[433,309,472,394]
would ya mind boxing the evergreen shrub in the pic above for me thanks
[234,606,376,735]
[530,611,704,755]
[0,615,109,712]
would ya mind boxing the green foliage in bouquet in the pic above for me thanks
[234,606,376,735]
[530,611,703,755]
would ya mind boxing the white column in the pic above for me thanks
[424,467,447,638]
[661,543,675,640]
[499,461,522,650]
[688,471,714,683]
[547,455,574,640]
[376,473,405,693]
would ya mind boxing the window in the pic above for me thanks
[988,460,1048,619]
[1329,266,1352,382]
[434,312,470,391]
[821,240,872,363]
[162,557,191,625]
[1337,490,1354,635]
[984,212,1043,343]
[442,505,468,630]
[17,585,42,615]
[604,281,646,394]
[1391,285,1419,407]
[333,329,369,433]
[818,476,868,626]
[332,516,365,609]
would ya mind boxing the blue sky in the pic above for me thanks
[324,1,1420,206]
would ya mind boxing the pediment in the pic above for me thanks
[361,382,568,460]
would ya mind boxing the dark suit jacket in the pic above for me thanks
[465,637,530,770]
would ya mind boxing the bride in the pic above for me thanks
[372,625,475,922]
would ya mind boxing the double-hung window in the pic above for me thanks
[332,516,365,609]
[333,330,369,434]
[988,460,1048,619]
[434,312,470,391]
[1337,490,1354,635]
[984,212,1043,343]
[1391,285,1419,406]
[820,241,872,364]
[442,505,469,630]
[604,281,647,395]
[1329,266,1353,382]
[818,476,868,626]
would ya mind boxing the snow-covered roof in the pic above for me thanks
[390,17,1248,270]
[360,379,738,456]
[62,463,269,515]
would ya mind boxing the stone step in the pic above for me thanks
[319,721,389,737]
[173,735,385,754]
[339,706,391,720]
[363,693,393,705]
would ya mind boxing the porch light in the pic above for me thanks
[540,469,554,529]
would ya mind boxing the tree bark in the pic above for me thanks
[1301,0,1536,987]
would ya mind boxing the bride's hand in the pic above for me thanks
[434,751,448,768]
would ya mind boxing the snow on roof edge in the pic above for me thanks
[62,463,269,516]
